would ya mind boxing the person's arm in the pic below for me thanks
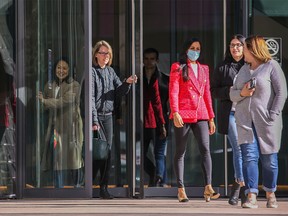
[91,67,99,129]
[202,66,216,135]
[269,61,288,121]
[110,67,132,97]
[169,63,184,128]
[203,65,215,120]
[210,63,232,100]
[229,66,250,103]
[41,82,79,109]
[151,79,166,138]
[169,63,181,115]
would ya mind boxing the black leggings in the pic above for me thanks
[173,120,212,188]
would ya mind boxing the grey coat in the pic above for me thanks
[230,60,287,154]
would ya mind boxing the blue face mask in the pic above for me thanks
[187,50,200,61]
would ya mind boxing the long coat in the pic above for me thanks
[230,60,287,154]
[211,58,244,134]
[169,61,215,123]
[41,78,83,171]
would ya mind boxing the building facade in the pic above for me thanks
[0,0,287,199]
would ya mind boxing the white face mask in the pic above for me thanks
[187,50,200,61]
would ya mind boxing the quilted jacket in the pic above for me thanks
[169,61,215,123]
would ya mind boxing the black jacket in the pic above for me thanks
[210,58,244,134]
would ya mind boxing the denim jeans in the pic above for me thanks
[240,125,278,195]
[227,112,244,182]
[154,136,167,183]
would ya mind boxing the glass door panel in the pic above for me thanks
[91,0,132,197]
[23,0,88,196]
[0,0,16,198]
[143,0,226,197]
[250,0,288,195]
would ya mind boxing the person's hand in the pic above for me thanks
[159,125,167,139]
[37,91,44,102]
[92,124,100,131]
[240,82,255,97]
[173,112,184,128]
[208,119,216,135]
[126,75,138,84]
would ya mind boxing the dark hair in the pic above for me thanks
[179,37,201,81]
[224,34,245,62]
[54,56,73,84]
[143,48,159,59]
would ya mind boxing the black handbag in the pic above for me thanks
[93,128,110,160]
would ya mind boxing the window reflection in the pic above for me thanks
[38,58,83,188]
[24,0,85,189]
[0,0,16,198]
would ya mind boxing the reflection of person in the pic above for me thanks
[38,57,83,188]
[91,40,137,199]
[211,34,245,205]
[142,48,166,186]
[169,38,219,202]
[230,35,287,209]
[0,52,16,197]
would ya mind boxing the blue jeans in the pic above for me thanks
[227,112,244,182]
[154,136,167,183]
[240,126,278,195]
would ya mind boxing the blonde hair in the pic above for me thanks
[245,35,271,63]
[92,40,113,66]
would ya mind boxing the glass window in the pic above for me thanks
[0,0,16,198]
[143,0,226,189]
[91,0,131,190]
[251,0,288,189]
[24,0,85,189]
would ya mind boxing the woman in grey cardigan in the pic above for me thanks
[230,35,287,209]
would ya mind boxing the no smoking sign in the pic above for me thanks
[264,37,282,66]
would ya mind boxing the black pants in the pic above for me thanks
[92,114,113,187]
[143,128,156,185]
[173,120,212,188]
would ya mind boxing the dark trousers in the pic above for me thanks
[143,128,156,185]
[92,114,113,187]
[173,120,212,188]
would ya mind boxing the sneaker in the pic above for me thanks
[242,193,258,209]
[266,196,278,208]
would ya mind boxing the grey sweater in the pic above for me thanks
[230,60,287,154]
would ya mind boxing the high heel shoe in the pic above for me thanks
[204,185,220,202]
[178,187,189,202]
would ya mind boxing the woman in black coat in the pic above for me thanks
[211,34,245,206]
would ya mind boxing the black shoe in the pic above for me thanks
[228,182,240,206]
[100,187,114,199]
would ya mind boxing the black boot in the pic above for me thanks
[228,182,240,205]
[100,186,114,199]
[240,187,247,206]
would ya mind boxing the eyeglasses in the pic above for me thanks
[98,51,109,55]
[229,43,243,48]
